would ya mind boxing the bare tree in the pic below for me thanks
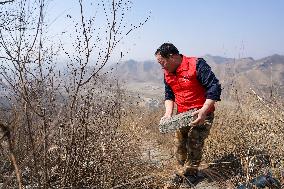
[0,0,151,188]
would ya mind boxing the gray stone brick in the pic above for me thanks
[159,111,195,134]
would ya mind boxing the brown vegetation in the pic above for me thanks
[126,86,284,188]
[0,0,283,188]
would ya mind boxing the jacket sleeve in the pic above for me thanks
[196,58,221,101]
[164,78,175,101]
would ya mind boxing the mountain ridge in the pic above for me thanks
[110,54,284,98]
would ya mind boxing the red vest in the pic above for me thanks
[164,56,209,113]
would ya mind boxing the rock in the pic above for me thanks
[159,110,195,133]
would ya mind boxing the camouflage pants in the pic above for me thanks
[174,112,214,176]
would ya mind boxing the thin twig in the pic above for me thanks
[0,0,14,5]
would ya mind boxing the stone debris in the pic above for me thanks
[159,110,196,133]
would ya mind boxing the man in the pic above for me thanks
[155,43,221,187]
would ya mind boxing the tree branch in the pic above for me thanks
[0,0,14,5]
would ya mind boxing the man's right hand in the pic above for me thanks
[160,114,171,124]
[162,113,172,119]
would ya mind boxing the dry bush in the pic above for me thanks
[0,0,153,188]
[0,77,161,188]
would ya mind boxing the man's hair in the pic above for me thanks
[155,43,179,58]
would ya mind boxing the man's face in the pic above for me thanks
[156,53,175,72]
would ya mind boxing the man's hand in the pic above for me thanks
[162,113,172,119]
[160,113,172,124]
[160,100,174,123]
[191,99,215,126]
[191,108,207,126]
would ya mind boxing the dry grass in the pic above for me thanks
[128,87,284,188]
[1,76,283,189]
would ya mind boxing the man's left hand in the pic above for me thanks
[191,108,207,126]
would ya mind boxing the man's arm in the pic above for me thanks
[191,58,221,125]
[164,99,174,118]
[196,58,221,101]
[163,78,175,118]
[191,99,215,125]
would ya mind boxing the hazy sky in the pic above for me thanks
[49,0,284,61]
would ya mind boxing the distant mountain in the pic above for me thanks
[204,54,284,97]
[203,54,235,64]
[259,54,284,64]
[110,59,163,84]
[110,54,284,98]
